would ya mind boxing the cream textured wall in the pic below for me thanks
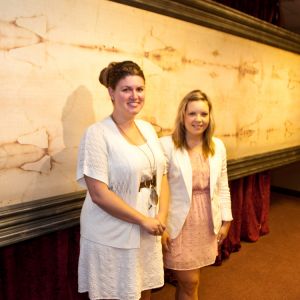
[0,0,299,206]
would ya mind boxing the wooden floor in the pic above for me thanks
[151,192,300,300]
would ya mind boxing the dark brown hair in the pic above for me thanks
[172,89,215,158]
[99,61,145,89]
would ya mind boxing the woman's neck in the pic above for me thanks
[111,112,135,129]
[186,134,203,151]
[111,112,146,145]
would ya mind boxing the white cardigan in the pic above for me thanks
[77,117,166,249]
[160,136,233,239]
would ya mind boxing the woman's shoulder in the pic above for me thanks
[135,118,153,130]
[212,136,226,152]
[90,116,114,128]
[212,136,224,144]
[135,119,159,139]
[159,135,173,144]
[83,117,112,137]
[159,135,174,153]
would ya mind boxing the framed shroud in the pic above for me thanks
[0,0,299,246]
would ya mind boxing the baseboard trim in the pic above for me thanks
[1,145,300,247]
[227,145,300,181]
[0,191,85,247]
[271,186,300,198]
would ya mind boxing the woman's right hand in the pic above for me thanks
[141,216,166,236]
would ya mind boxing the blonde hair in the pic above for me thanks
[172,89,215,158]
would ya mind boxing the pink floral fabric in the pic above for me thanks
[164,152,218,270]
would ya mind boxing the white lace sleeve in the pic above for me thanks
[76,124,109,188]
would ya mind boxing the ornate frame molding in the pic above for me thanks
[227,146,300,180]
[110,0,300,54]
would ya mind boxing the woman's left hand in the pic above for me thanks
[161,231,171,252]
[217,221,231,245]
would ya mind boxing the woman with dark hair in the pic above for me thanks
[76,61,169,300]
[160,90,232,300]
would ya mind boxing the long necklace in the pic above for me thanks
[111,115,158,208]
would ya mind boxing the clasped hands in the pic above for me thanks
[141,215,166,236]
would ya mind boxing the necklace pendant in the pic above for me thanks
[150,186,158,207]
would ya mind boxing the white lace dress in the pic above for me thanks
[78,143,164,300]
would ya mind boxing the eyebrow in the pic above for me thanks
[121,85,144,88]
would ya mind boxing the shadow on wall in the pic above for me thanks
[35,85,96,199]
[52,85,96,186]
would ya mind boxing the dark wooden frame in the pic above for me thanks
[110,0,300,54]
[1,0,300,247]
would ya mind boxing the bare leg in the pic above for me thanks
[173,269,200,300]
[140,289,151,300]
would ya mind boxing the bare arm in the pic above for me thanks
[156,174,169,225]
[157,174,171,251]
[85,175,165,235]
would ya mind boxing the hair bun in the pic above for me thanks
[99,62,117,87]
[99,61,145,89]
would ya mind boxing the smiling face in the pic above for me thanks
[109,75,145,119]
[184,100,210,139]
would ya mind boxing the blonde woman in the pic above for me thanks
[160,90,232,300]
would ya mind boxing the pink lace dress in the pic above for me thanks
[164,152,218,270]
